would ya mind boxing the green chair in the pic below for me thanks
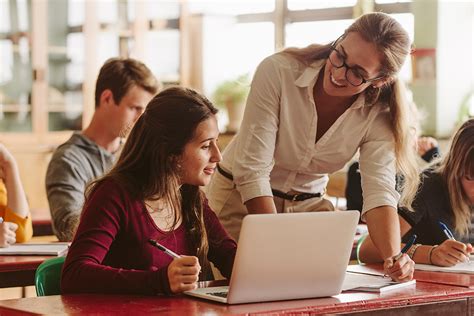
[356,233,369,264]
[35,256,66,296]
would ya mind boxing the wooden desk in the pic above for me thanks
[32,219,53,237]
[0,237,58,288]
[0,280,473,315]
[0,255,54,288]
[31,207,53,236]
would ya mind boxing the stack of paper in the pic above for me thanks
[415,262,474,274]
[342,272,416,293]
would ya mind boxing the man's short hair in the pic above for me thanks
[94,58,159,108]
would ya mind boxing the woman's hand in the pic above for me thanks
[167,256,201,293]
[384,254,415,282]
[430,240,472,267]
[416,136,438,156]
[0,221,18,247]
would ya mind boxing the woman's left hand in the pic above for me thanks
[383,253,415,282]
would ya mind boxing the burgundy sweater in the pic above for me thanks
[61,179,237,295]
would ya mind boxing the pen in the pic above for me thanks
[438,221,456,240]
[438,221,470,262]
[148,239,181,259]
[393,234,417,262]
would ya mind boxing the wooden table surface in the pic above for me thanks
[0,236,59,288]
[0,255,54,288]
[0,278,474,315]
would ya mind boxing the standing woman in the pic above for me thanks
[207,12,418,281]
[61,87,236,295]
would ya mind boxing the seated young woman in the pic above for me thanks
[61,87,237,295]
[0,143,33,247]
[359,118,474,267]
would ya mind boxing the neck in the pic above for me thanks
[83,115,121,153]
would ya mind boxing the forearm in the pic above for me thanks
[48,189,84,241]
[364,205,401,260]
[358,235,383,263]
[4,162,29,218]
[51,210,80,242]
[62,260,170,295]
[411,245,433,264]
[244,196,276,214]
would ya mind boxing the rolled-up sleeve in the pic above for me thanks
[232,56,282,203]
[46,154,86,241]
[359,109,399,220]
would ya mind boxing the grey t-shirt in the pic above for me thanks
[46,132,115,241]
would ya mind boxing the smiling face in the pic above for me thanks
[323,32,385,97]
[178,116,222,187]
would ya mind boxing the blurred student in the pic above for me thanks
[359,119,474,267]
[346,136,440,212]
[0,144,32,247]
[61,87,237,295]
[46,58,159,241]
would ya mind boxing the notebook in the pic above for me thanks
[0,243,69,256]
[342,272,416,293]
[185,211,360,304]
[415,261,474,274]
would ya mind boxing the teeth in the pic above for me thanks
[330,73,344,87]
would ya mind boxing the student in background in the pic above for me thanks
[46,58,159,241]
[207,12,418,281]
[359,119,474,267]
[0,144,32,247]
[61,87,237,295]
[346,135,440,212]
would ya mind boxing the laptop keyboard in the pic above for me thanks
[209,291,228,298]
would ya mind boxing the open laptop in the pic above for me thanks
[185,211,359,304]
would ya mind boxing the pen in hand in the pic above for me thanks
[148,239,181,259]
[148,238,202,276]
[438,221,456,240]
[438,221,470,262]
[393,234,417,262]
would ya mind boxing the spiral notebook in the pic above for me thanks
[0,243,69,256]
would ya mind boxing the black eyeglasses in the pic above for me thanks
[328,36,385,87]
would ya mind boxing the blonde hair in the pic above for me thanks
[438,118,474,236]
[283,12,419,210]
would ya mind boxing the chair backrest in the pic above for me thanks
[35,256,66,296]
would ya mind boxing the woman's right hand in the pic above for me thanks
[430,240,472,266]
[0,221,18,247]
[167,255,201,293]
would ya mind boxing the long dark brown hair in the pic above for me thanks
[88,86,218,276]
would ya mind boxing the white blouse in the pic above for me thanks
[219,53,399,218]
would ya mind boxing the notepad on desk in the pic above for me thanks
[0,243,69,256]
[415,261,474,274]
[342,272,416,293]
